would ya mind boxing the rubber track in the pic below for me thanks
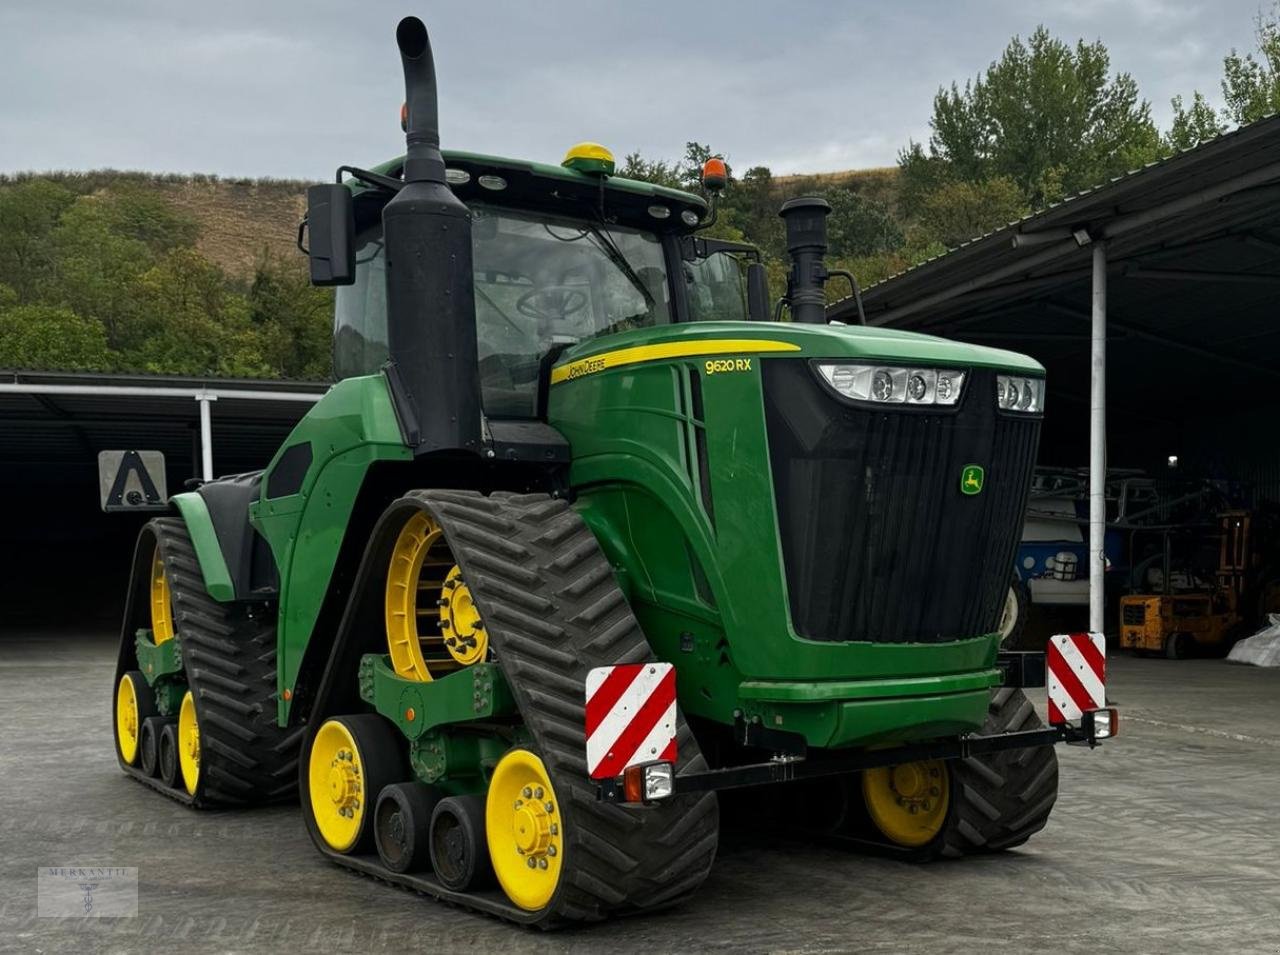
[938,686,1059,857]
[330,490,720,926]
[116,517,303,807]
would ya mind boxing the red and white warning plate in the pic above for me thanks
[1047,632,1106,725]
[584,662,677,780]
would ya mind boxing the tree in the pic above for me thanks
[824,188,904,258]
[901,26,1161,209]
[0,180,77,300]
[1221,8,1280,125]
[0,304,112,371]
[1166,92,1228,151]
[919,177,1028,249]
[1168,4,1280,148]
[249,253,334,380]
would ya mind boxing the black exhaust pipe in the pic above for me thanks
[779,197,831,324]
[382,16,481,453]
[396,16,445,185]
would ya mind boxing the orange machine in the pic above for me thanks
[1120,511,1271,659]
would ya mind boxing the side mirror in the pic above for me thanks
[304,184,355,286]
[746,261,770,322]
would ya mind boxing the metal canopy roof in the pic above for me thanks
[827,114,1280,446]
[0,371,325,474]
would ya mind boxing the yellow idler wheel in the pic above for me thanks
[862,759,950,848]
[439,565,488,666]
[178,689,201,796]
[115,672,152,765]
[150,549,175,644]
[486,749,564,912]
[308,715,404,854]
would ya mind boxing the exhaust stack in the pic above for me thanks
[382,16,481,453]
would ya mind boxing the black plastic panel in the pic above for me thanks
[762,361,1040,644]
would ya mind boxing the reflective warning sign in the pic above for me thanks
[98,450,167,512]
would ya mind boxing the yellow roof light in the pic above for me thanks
[562,142,615,176]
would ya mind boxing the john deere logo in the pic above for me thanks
[961,464,985,495]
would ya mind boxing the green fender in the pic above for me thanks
[169,491,236,603]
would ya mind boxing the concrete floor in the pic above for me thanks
[2,631,1278,955]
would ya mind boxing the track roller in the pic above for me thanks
[139,716,171,778]
[430,795,493,892]
[375,782,440,874]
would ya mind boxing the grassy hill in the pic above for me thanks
[0,170,311,280]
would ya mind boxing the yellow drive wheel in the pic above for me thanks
[150,549,175,644]
[308,714,403,854]
[385,510,487,681]
[862,759,950,848]
[116,673,143,764]
[486,749,564,912]
[178,690,201,796]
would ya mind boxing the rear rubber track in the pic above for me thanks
[116,516,303,807]
[315,490,720,927]
[938,686,1059,857]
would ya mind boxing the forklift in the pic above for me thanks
[1120,510,1279,658]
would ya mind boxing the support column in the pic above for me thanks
[1089,243,1107,634]
[196,392,217,482]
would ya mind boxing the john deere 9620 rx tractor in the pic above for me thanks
[112,15,1117,926]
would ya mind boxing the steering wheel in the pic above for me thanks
[516,285,588,322]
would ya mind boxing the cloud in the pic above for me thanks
[0,0,1266,179]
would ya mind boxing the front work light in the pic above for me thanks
[816,363,966,407]
[996,375,1045,413]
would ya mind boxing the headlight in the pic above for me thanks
[816,363,965,407]
[996,375,1045,413]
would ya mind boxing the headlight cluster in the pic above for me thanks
[996,375,1045,413]
[816,364,966,406]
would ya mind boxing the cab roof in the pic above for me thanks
[348,151,709,233]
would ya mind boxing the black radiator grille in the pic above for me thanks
[762,361,1040,644]
[1122,603,1147,625]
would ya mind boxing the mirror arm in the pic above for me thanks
[335,164,405,193]
[827,268,867,325]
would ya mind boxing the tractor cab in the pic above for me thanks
[324,148,760,420]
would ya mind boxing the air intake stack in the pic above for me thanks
[779,197,831,324]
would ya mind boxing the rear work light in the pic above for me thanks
[622,761,675,803]
[815,363,966,407]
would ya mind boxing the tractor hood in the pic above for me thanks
[550,320,1044,387]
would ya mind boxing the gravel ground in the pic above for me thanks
[2,631,1277,954]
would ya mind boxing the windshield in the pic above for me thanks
[472,204,671,416]
[334,203,671,418]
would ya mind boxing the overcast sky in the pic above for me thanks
[0,1,1271,180]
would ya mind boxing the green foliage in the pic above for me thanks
[824,188,904,258]
[0,174,332,379]
[0,180,77,300]
[1166,92,1228,151]
[919,177,1028,249]
[1221,8,1280,125]
[1168,3,1280,149]
[903,26,1161,209]
[0,304,112,371]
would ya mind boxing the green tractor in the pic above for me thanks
[112,15,1116,926]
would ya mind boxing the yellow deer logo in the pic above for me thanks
[961,465,985,496]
